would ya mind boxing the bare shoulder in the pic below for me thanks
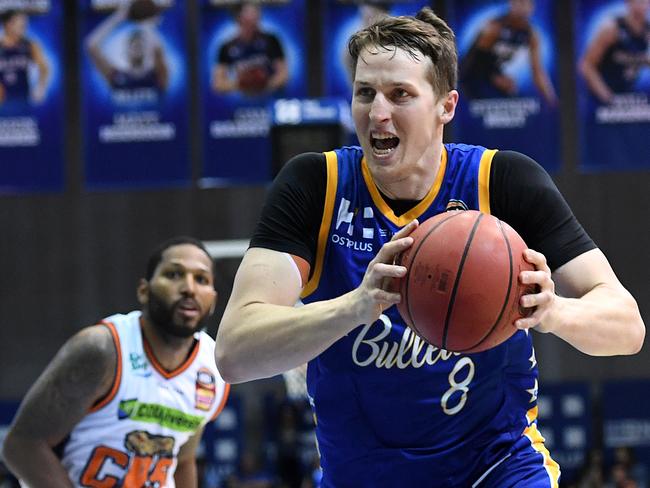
[7,324,118,445]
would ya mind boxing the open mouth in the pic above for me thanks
[370,133,400,156]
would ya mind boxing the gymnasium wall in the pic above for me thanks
[0,1,648,401]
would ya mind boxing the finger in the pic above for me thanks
[523,249,551,272]
[370,262,408,279]
[515,316,540,330]
[374,236,414,264]
[519,270,553,289]
[391,219,419,241]
[520,290,553,310]
[372,289,402,305]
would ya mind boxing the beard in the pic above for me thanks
[146,290,207,338]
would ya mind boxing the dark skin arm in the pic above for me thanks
[2,325,116,487]
[173,426,205,488]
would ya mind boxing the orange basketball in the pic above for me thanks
[396,210,535,353]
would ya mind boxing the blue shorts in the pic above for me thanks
[474,425,560,488]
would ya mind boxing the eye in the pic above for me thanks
[195,274,211,285]
[355,86,375,100]
[164,270,183,280]
[392,88,410,100]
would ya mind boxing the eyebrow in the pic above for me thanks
[164,260,212,273]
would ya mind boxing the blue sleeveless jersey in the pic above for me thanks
[302,144,557,487]
[0,39,32,101]
[600,17,650,93]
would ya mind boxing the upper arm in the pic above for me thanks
[552,248,626,299]
[30,42,48,72]
[582,21,617,66]
[490,151,596,271]
[8,325,117,447]
[475,21,500,50]
[225,248,304,312]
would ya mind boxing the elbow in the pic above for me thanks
[622,296,645,355]
[214,332,248,384]
[2,430,19,472]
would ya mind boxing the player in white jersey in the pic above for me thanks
[3,236,230,488]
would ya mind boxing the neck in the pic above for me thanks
[625,13,645,32]
[1,34,19,46]
[140,313,196,372]
[372,144,444,201]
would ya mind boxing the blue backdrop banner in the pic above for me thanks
[574,0,650,171]
[448,0,561,172]
[0,1,64,193]
[200,0,307,186]
[79,0,190,189]
[323,0,430,102]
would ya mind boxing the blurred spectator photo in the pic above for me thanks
[86,0,169,97]
[0,9,49,105]
[578,0,650,104]
[459,0,557,104]
[212,2,288,97]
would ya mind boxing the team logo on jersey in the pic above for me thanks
[80,430,175,486]
[445,199,468,212]
[195,368,216,411]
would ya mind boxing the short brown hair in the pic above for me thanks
[348,7,457,98]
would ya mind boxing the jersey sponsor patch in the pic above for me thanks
[195,367,216,411]
[446,199,469,211]
[117,399,203,432]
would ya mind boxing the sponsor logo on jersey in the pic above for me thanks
[129,352,150,377]
[446,199,469,212]
[331,198,376,252]
[117,399,203,432]
[195,368,216,411]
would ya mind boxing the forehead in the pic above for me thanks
[354,45,431,85]
[158,244,213,273]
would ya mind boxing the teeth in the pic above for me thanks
[372,147,395,155]
[372,133,396,139]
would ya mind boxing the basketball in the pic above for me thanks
[396,210,535,353]
[127,0,161,21]
[237,66,269,94]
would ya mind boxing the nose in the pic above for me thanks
[180,275,196,295]
[369,93,391,124]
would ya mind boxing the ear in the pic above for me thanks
[439,89,459,124]
[137,278,149,306]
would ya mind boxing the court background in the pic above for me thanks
[0,0,648,486]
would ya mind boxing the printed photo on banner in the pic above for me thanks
[323,0,430,102]
[575,0,650,171]
[448,0,560,172]
[80,0,190,189]
[0,0,64,193]
[200,0,306,186]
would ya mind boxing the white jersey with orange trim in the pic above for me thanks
[58,311,229,488]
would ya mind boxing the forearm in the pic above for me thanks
[548,284,644,356]
[216,292,362,383]
[580,62,612,102]
[3,435,74,488]
[174,460,197,488]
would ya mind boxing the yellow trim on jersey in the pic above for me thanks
[301,151,339,298]
[478,149,497,214]
[526,405,538,426]
[361,146,448,226]
[523,422,561,488]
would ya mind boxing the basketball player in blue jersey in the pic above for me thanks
[212,2,288,96]
[3,237,229,487]
[459,0,557,105]
[86,0,169,94]
[0,10,49,105]
[216,7,645,488]
[579,0,650,104]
